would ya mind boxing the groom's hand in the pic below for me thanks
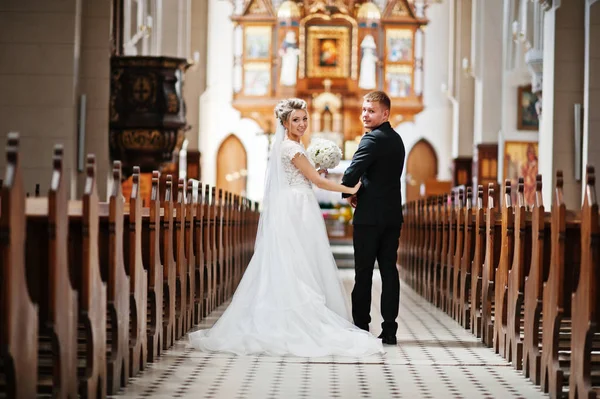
[346,195,357,208]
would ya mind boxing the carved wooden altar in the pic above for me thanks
[231,0,429,156]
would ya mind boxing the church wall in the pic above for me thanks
[0,0,82,197]
[539,0,585,208]
[77,0,112,199]
[396,0,453,202]
[583,0,600,196]
[199,0,269,202]
[498,0,539,186]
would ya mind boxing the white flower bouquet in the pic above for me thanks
[306,138,343,170]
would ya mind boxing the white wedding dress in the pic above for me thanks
[189,129,383,357]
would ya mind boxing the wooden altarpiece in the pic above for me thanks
[231,0,428,155]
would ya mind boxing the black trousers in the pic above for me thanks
[351,224,402,334]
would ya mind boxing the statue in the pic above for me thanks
[279,31,300,86]
[358,35,377,90]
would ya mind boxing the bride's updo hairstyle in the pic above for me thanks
[274,98,307,126]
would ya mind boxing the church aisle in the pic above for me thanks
[114,270,547,399]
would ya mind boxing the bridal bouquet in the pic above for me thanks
[306,138,343,170]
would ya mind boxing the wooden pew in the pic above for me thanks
[506,178,533,369]
[174,179,188,339]
[482,183,502,347]
[459,187,474,329]
[444,193,456,314]
[523,175,551,385]
[452,188,465,322]
[68,155,107,398]
[540,171,581,398]
[204,188,216,314]
[185,180,196,330]
[569,166,600,398]
[408,200,416,287]
[424,198,434,297]
[470,186,486,338]
[25,145,78,397]
[435,194,449,309]
[425,196,438,302]
[216,189,225,305]
[493,181,515,357]
[223,192,233,301]
[417,199,427,295]
[210,187,218,310]
[232,195,242,291]
[0,133,39,399]
[192,182,205,323]
[124,167,148,376]
[161,176,176,350]
[400,202,408,284]
[203,185,214,314]
[142,171,163,362]
[99,161,130,394]
[402,201,412,286]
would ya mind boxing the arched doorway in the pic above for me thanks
[217,135,248,196]
[405,139,438,203]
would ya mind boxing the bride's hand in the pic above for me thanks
[318,168,328,177]
[350,181,362,195]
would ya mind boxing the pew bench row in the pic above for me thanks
[400,168,600,399]
[0,133,260,398]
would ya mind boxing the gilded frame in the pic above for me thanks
[306,26,350,78]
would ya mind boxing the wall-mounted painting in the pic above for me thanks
[386,29,413,62]
[386,65,412,98]
[306,26,349,78]
[243,63,270,96]
[244,26,271,60]
[503,141,538,205]
[517,85,540,131]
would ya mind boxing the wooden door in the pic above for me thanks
[406,139,438,202]
[217,135,247,196]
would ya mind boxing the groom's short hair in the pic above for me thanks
[364,91,391,111]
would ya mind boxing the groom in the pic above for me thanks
[341,91,405,345]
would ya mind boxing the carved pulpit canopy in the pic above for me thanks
[231,0,428,143]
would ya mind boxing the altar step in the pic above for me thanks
[331,243,355,268]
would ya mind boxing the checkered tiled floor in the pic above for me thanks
[115,270,548,398]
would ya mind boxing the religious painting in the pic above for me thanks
[503,141,538,205]
[517,85,540,130]
[319,39,338,67]
[306,26,350,78]
[244,26,271,60]
[243,63,270,96]
[386,65,412,98]
[386,29,413,62]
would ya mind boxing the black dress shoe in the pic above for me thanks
[378,332,397,345]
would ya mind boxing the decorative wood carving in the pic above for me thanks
[231,0,428,142]
[109,56,190,178]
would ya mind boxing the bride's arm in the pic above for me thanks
[292,154,360,195]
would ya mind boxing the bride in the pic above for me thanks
[189,98,384,357]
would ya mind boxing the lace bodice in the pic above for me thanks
[281,139,312,189]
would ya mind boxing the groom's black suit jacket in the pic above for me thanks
[341,121,405,226]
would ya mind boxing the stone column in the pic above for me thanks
[183,0,209,150]
[539,0,585,208]
[447,0,475,186]
[450,0,475,160]
[471,0,503,187]
[78,0,112,199]
[583,0,600,186]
